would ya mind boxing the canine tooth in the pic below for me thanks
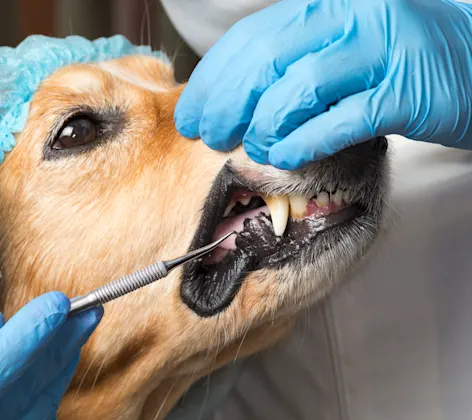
[240,198,251,206]
[333,189,343,206]
[223,201,235,217]
[343,190,351,203]
[289,195,308,219]
[316,191,329,207]
[262,195,289,236]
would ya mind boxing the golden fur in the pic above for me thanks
[0,55,385,419]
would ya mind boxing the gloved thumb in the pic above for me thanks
[268,85,395,170]
[0,313,4,328]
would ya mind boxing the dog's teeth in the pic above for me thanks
[316,191,329,207]
[333,189,343,206]
[289,195,308,219]
[223,201,235,217]
[262,195,289,236]
[343,190,351,204]
[326,182,336,192]
[240,198,251,206]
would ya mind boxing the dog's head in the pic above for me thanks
[0,55,388,419]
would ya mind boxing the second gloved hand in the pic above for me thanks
[175,0,472,170]
[0,292,103,420]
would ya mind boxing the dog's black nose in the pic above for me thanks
[369,137,388,156]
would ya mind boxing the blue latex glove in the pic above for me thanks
[0,292,103,420]
[175,0,472,170]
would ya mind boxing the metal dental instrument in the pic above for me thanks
[69,231,236,316]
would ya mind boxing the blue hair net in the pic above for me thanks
[0,34,168,163]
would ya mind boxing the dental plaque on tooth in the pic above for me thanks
[215,187,352,245]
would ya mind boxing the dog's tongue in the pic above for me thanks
[204,207,271,265]
[212,206,270,250]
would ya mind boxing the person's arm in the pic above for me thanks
[0,292,102,419]
[175,0,472,170]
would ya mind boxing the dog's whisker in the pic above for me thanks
[91,355,108,391]
[197,374,213,420]
[233,325,251,363]
[300,300,312,348]
[73,354,99,400]
[152,379,177,420]
[144,0,152,47]
[69,16,74,36]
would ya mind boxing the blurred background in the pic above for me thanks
[0,0,199,82]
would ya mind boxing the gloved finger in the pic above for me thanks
[0,292,70,388]
[199,66,281,153]
[268,85,394,169]
[34,305,102,381]
[242,38,382,163]
[176,0,347,148]
[0,313,5,328]
[19,353,80,420]
[173,63,209,140]
[0,306,102,416]
[10,306,103,411]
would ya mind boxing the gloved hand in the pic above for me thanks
[0,291,103,420]
[175,0,472,170]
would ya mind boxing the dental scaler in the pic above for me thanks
[69,231,236,316]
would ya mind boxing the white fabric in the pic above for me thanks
[160,0,277,57]
[161,1,472,419]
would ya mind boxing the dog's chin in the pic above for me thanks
[180,139,387,318]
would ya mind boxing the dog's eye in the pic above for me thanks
[52,117,100,150]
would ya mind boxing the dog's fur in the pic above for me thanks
[0,55,387,419]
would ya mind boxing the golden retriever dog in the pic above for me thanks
[0,54,388,419]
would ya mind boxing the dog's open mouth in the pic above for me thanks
[181,165,370,317]
[204,189,362,266]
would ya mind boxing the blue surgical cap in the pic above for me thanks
[0,34,168,164]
